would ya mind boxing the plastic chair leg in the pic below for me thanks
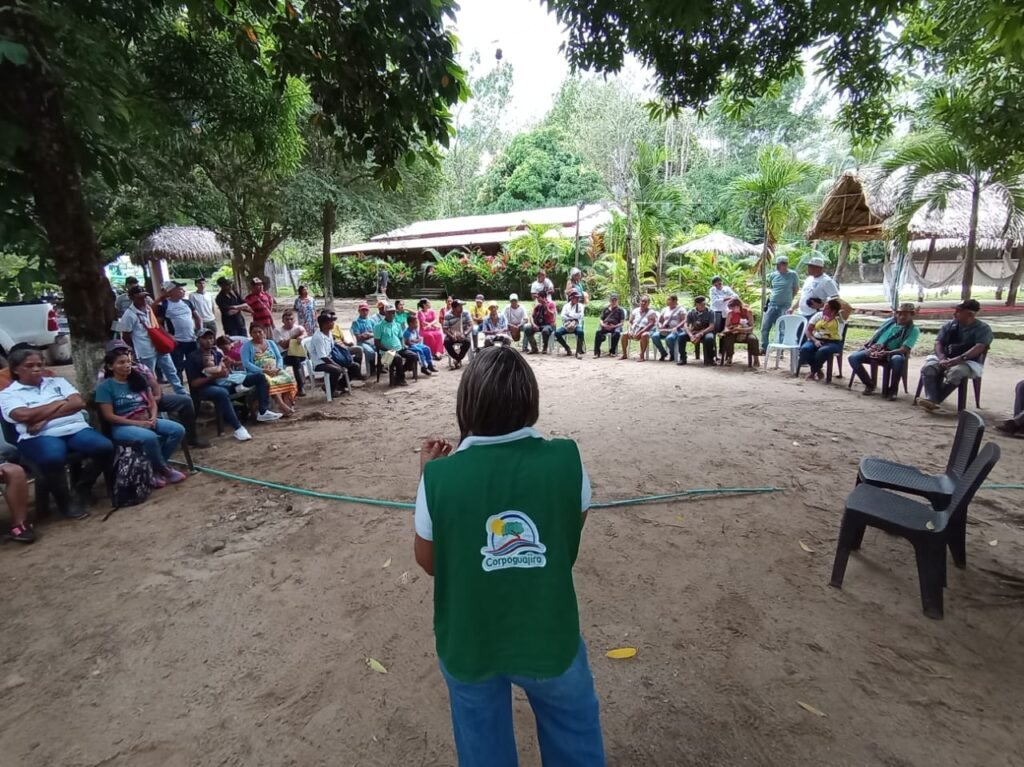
[913,540,946,619]
[830,512,864,587]
[324,374,332,402]
[957,381,968,411]
[947,519,967,569]
[972,377,982,407]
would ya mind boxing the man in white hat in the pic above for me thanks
[761,255,800,353]
[157,279,201,376]
[790,256,839,321]
[502,293,527,349]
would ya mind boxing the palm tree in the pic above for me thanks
[728,145,819,309]
[878,129,1024,301]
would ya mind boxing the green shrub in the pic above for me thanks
[665,252,757,306]
[300,257,414,297]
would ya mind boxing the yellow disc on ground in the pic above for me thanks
[606,647,638,660]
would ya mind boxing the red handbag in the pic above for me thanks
[145,307,176,354]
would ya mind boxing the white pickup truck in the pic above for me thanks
[0,300,61,365]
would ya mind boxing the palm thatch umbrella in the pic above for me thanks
[667,231,761,257]
[137,225,231,263]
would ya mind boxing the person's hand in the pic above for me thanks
[27,421,45,435]
[813,339,822,348]
[786,308,794,315]
[420,438,454,471]
[939,358,955,369]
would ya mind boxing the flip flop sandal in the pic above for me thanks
[8,524,35,543]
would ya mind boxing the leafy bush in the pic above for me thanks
[300,257,414,297]
[665,252,757,305]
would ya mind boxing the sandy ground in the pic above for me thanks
[1,344,1023,767]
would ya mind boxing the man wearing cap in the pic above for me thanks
[374,304,419,383]
[350,302,378,376]
[502,294,527,349]
[683,296,717,366]
[442,299,474,366]
[791,256,839,320]
[554,290,585,358]
[308,313,353,395]
[372,300,388,326]
[190,278,218,335]
[215,277,250,337]
[99,339,209,448]
[245,277,275,330]
[761,255,800,353]
[481,302,511,347]
[469,294,487,350]
[650,294,686,362]
[917,299,993,410]
[709,276,738,333]
[157,280,202,376]
[593,293,625,358]
[565,267,588,304]
[849,303,920,399]
[120,285,187,395]
[529,269,554,299]
[524,291,556,354]
[115,276,146,316]
[186,329,277,441]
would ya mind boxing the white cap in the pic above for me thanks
[808,256,826,267]
[509,293,519,301]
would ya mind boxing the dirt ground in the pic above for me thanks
[1,338,1023,767]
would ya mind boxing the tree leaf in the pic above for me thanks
[366,657,388,674]
[798,540,814,553]
[606,647,637,659]
[0,41,28,66]
[382,557,392,568]
[925,520,936,531]
[797,700,827,717]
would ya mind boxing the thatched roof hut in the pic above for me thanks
[667,231,761,257]
[805,170,1022,243]
[137,226,230,263]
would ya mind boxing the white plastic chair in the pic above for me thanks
[301,336,332,402]
[766,315,806,375]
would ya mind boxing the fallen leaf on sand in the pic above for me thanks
[382,558,392,568]
[988,540,998,547]
[792,441,801,447]
[797,700,827,717]
[606,647,637,660]
[798,540,814,553]
[925,520,936,531]
[366,657,388,674]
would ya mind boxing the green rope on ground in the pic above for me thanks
[177,462,783,511]
[981,483,1024,490]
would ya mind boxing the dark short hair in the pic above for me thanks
[125,276,139,285]
[417,298,429,310]
[317,314,334,328]
[826,298,842,312]
[249,322,268,334]
[456,346,539,442]
[694,295,707,303]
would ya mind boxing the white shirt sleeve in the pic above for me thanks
[414,476,433,541]
[581,464,592,512]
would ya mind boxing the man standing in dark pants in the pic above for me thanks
[186,329,282,440]
[593,293,626,358]
[215,277,250,337]
[442,300,473,367]
[682,296,717,365]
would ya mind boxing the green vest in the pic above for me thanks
[425,436,584,682]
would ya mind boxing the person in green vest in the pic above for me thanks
[414,345,605,766]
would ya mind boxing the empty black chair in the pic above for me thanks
[831,442,1001,619]
[857,410,984,508]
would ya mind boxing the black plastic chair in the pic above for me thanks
[0,417,95,516]
[857,410,984,508]
[847,356,910,399]
[913,352,986,411]
[830,442,1000,619]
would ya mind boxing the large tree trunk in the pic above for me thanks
[322,200,336,309]
[1006,245,1024,306]
[834,238,852,283]
[962,184,981,301]
[2,13,113,392]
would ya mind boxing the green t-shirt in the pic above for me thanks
[766,270,800,306]
[94,378,149,418]
[873,320,920,351]
[373,318,404,350]
[421,432,587,682]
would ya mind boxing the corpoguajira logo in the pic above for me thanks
[480,511,547,572]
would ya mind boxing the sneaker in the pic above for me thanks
[152,475,167,489]
[256,410,283,422]
[235,384,251,394]
[995,419,1019,435]
[421,367,433,376]
[165,469,187,484]
[861,386,876,396]
[9,524,35,544]
[233,426,253,441]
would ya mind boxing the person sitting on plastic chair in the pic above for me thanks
[682,296,717,366]
[554,290,585,358]
[442,300,474,368]
[917,299,992,412]
[524,292,556,354]
[469,295,487,351]
[307,313,353,395]
[375,304,419,385]
[1,461,35,543]
[650,294,686,362]
[848,303,919,399]
[593,293,625,358]
[798,297,851,381]
[404,315,440,377]
[482,303,512,348]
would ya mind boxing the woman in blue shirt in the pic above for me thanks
[95,349,186,488]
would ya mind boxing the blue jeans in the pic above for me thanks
[110,418,185,470]
[16,427,114,470]
[440,638,605,767]
[195,373,271,430]
[408,343,433,369]
[357,342,376,375]
[799,340,843,375]
[651,331,682,360]
[138,353,186,395]
[760,303,786,351]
